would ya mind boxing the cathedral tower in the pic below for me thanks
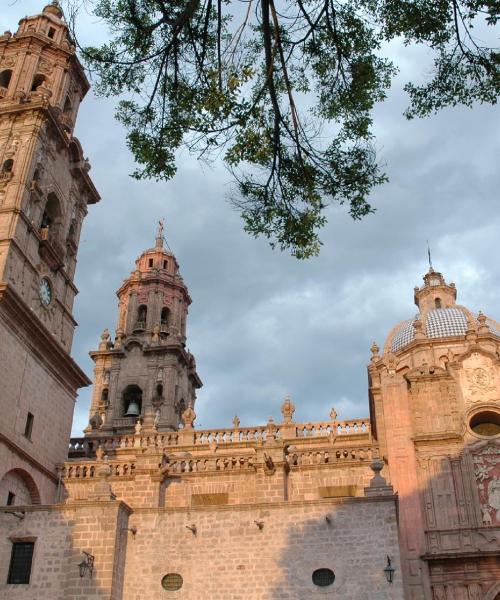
[0,3,99,505]
[85,225,202,436]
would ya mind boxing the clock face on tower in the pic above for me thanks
[39,277,52,306]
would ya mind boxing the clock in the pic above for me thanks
[39,277,52,306]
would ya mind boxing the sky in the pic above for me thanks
[3,2,500,435]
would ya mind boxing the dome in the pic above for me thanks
[385,269,500,354]
[390,307,470,353]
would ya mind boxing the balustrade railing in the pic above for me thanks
[68,418,370,459]
[165,455,256,474]
[287,445,376,467]
[62,460,136,479]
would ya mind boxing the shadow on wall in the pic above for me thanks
[264,503,403,600]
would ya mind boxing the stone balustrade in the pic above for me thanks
[62,460,136,479]
[286,445,377,467]
[68,418,370,459]
[166,455,256,474]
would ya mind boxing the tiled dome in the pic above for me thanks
[390,308,469,353]
[384,269,500,354]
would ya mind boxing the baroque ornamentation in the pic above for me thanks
[466,367,495,396]
[473,444,500,525]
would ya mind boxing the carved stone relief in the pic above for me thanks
[473,443,500,525]
[460,353,499,404]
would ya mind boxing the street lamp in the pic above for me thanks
[384,555,395,584]
[78,551,94,579]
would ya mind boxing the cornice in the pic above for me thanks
[0,282,90,389]
[117,274,191,303]
[132,494,398,515]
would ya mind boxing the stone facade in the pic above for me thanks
[0,3,98,504]
[0,5,499,600]
[369,270,500,599]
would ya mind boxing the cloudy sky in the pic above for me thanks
[3,2,500,435]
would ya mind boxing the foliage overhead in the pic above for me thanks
[69,0,500,258]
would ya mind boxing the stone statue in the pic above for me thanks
[481,505,492,526]
[280,395,295,423]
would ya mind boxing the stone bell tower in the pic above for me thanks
[0,3,100,505]
[85,224,202,436]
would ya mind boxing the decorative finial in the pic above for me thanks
[181,401,196,429]
[156,218,165,248]
[281,395,295,423]
[99,328,112,350]
[370,342,380,362]
[330,407,337,422]
[427,240,433,272]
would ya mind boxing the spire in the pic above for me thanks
[156,218,165,249]
[427,240,433,272]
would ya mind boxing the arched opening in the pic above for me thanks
[0,69,12,90]
[177,399,186,418]
[61,96,73,130]
[435,297,442,308]
[40,192,62,240]
[122,384,142,417]
[156,383,163,399]
[31,73,46,92]
[135,305,147,330]
[0,469,41,506]
[101,388,109,405]
[160,307,169,331]
[2,159,13,173]
[47,26,56,39]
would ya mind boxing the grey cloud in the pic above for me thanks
[2,2,499,436]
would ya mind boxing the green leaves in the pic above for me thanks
[71,0,500,257]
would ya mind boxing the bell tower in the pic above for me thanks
[0,3,99,505]
[85,224,202,436]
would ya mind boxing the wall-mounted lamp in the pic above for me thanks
[78,551,94,579]
[186,524,197,535]
[124,527,137,536]
[254,520,264,530]
[384,555,395,584]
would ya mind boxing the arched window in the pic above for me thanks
[31,73,46,92]
[435,298,442,309]
[177,399,186,417]
[2,159,13,173]
[101,388,109,404]
[156,383,163,399]
[161,307,169,326]
[122,384,143,417]
[61,96,73,131]
[134,305,147,331]
[0,69,12,90]
[40,192,62,240]
[47,26,56,39]
[0,469,41,506]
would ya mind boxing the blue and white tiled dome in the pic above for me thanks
[390,308,470,353]
[385,269,500,354]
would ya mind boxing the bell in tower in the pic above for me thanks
[85,223,202,436]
